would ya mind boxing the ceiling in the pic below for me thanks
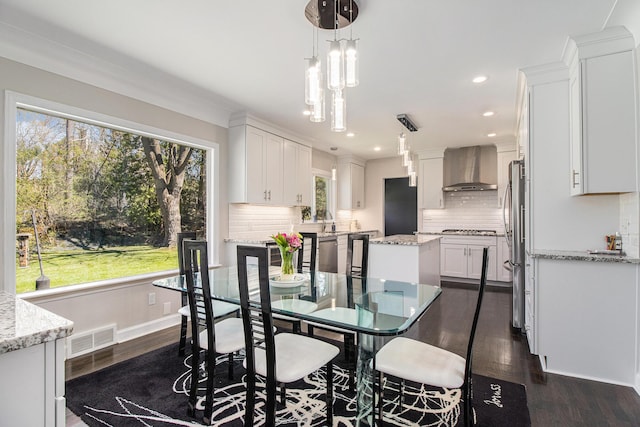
[0,0,635,160]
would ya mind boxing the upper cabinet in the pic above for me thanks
[229,122,312,205]
[283,140,312,206]
[419,149,445,209]
[338,157,365,209]
[565,27,638,195]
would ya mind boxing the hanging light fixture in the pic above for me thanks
[331,89,346,132]
[327,1,345,91]
[304,0,359,132]
[397,132,406,155]
[310,88,326,122]
[345,0,359,87]
[409,171,417,187]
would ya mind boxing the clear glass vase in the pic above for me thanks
[279,247,295,281]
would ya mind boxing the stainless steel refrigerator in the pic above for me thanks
[502,159,525,331]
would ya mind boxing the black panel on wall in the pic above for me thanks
[384,177,417,237]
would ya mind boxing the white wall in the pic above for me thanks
[0,57,228,340]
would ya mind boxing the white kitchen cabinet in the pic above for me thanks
[496,148,517,208]
[440,235,497,281]
[533,256,636,384]
[229,125,284,204]
[338,159,365,210]
[524,253,536,354]
[566,27,637,195]
[495,236,513,282]
[283,140,312,206]
[420,157,444,209]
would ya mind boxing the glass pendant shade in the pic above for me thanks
[409,171,417,187]
[305,57,322,105]
[310,88,325,122]
[407,158,415,175]
[331,90,346,132]
[397,133,406,155]
[331,165,337,181]
[402,150,410,167]
[327,40,345,91]
[345,39,358,87]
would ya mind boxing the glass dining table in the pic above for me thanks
[153,266,441,426]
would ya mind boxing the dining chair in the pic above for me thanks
[237,245,339,426]
[306,233,370,391]
[182,240,245,425]
[373,247,489,426]
[177,232,239,356]
[274,232,318,334]
[297,232,318,273]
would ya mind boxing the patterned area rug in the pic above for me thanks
[66,343,530,426]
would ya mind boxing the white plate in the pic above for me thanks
[270,274,307,287]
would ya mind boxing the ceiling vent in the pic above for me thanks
[397,114,418,132]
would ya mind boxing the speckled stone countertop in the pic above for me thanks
[0,291,74,354]
[371,234,441,246]
[225,230,379,244]
[530,249,640,264]
[416,231,505,237]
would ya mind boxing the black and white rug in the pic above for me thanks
[66,343,530,426]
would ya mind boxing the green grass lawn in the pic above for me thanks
[16,246,178,294]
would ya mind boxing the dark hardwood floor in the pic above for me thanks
[66,283,640,426]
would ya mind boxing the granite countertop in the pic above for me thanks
[371,234,441,246]
[529,249,640,264]
[0,291,74,354]
[416,231,504,237]
[225,230,379,244]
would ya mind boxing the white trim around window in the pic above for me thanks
[2,90,220,294]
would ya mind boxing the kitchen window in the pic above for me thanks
[312,171,335,223]
[5,92,218,294]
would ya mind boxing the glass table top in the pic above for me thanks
[153,266,441,336]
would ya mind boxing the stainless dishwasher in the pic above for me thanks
[318,236,338,273]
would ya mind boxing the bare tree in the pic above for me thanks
[141,136,192,247]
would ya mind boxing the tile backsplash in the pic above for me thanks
[619,192,639,258]
[228,204,354,239]
[422,191,503,232]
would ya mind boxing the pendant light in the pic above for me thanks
[327,18,344,90]
[397,132,406,155]
[310,88,326,122]
[345,0,359,87]
[305,56,322,106]
[409,171,417,187]
[331,89,346,132]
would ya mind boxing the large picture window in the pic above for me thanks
[13,105,213,294]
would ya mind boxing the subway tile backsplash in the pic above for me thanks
[228,204,353,239]
[422,191,503,232]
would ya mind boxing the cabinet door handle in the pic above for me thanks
[264,190,267,200]
[572,170,580,188]
[268,190,271,200]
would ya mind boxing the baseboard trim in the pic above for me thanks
[542,365,634,388]
[117,314,181,344]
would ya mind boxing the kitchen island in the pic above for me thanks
[369,235,441,284]
[0,291,74,426]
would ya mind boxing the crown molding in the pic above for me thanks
[0,19,238,129]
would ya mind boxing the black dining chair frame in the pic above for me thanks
[177,231,197,356]
[237,245,335,426]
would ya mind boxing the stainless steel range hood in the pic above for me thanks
[442,145,497,192]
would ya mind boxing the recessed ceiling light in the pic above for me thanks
[483,111,495,117]
[374,146,381,151]
[473,75,488,84]
[346,132,355,137]
[303,109,311,116]
[487,132,497,137]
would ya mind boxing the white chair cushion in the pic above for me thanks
[179,300,239,319]
[375,337,465,389]
[198,317,245,355]
[246,333,339,384]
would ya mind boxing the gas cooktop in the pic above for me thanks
[441,229,497,236]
